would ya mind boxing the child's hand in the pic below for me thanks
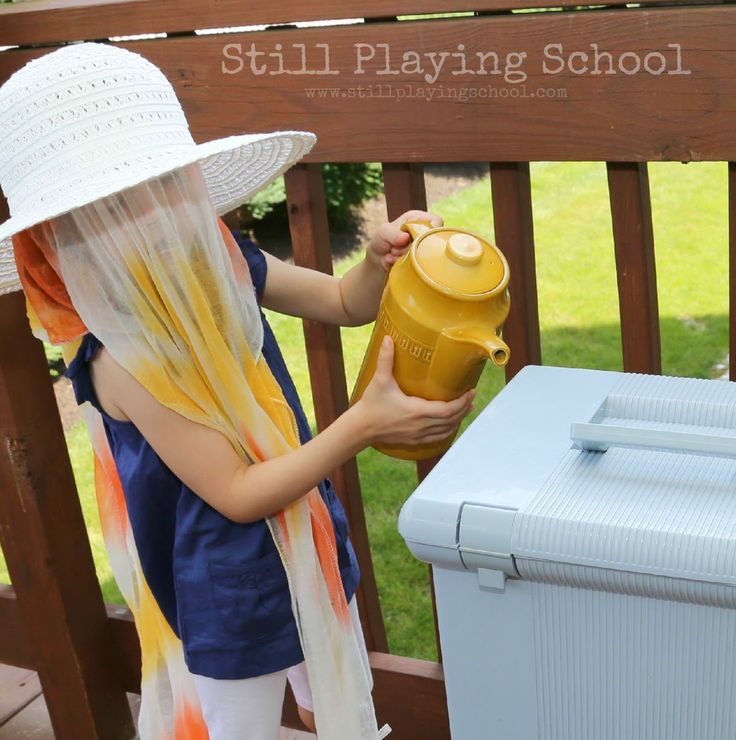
[355,336,474,447]
[367,210,443,273]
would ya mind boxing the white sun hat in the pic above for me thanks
[0,41,316,295]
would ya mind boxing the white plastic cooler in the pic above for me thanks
[398,366,736,740]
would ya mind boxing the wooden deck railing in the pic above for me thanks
[1,2,735,737]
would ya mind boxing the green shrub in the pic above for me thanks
[44,341,66,379]
[245,163,383,227]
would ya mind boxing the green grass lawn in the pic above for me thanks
[0,162,728,662]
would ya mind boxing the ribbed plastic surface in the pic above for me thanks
[513,446,736,587]
[513,373,736,597]
[529,582,736,739]
[602,373,736,429]
[519,560,736,608]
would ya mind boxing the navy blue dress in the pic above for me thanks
[65,236,360,679]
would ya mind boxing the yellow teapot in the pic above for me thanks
[351,218,511,460]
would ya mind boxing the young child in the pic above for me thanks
[81,179,470,739]
[0,44,473,740]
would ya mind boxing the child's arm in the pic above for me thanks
[91,337,473,524]
[260,210,440,327]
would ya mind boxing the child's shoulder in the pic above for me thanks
[230,230,267,299]
[65,332,101,379]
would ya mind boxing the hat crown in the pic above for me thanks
[0,42,195,217]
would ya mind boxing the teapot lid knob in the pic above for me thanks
[446,233,483,265]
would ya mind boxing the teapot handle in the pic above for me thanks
[400,218,435,240]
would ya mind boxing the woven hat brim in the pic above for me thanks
[0,130,316,295]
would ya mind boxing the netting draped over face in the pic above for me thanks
[12,164,384,739]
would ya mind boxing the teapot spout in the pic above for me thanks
[480,334,510,367]
[438,326,511,369]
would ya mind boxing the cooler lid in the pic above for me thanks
[400,367,736,588]
[398,365,620,570]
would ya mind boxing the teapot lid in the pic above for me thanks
[412,228,508,296]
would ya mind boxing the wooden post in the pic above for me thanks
[489,162,542,381]
[382,163,428,218]
[728,162,736,382]
[284,163,388,654]
[381,162,446,662]
[607,162,662,374]
[0,292,134,739]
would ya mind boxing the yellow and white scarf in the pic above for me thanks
[12,163,385,739]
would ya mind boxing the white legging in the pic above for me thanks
[192,596,368,740]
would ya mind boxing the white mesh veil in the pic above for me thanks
[40,162,263,380]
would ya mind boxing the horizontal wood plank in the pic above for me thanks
[0,694,57,738]
[0,678,142,738]
[370,651,449,738]
[2,8,734,162]
[0,0,679,48]
[0,585,34,670]
[1,590,447,736]
[0,664,42,726]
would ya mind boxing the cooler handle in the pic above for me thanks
[570,422,736,459]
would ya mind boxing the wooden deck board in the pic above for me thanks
[0,666,41,727]
[0,695,56,739]
[0,664,314,739]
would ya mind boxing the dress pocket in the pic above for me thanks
[208,549,293,643]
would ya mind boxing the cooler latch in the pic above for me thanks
[458,503,520,592]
